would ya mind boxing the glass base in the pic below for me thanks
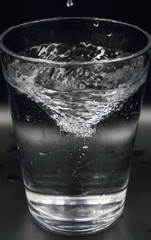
[26,187,126,235]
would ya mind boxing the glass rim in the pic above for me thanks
[0,17,151,66]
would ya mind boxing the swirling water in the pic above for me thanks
[7,42,145,137]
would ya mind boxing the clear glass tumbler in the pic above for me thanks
[0,17,151,235]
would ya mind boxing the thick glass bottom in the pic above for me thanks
[26,187,126,235]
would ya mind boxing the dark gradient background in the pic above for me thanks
[0,2,151,240]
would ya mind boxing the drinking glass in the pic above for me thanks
[0,17,151,235]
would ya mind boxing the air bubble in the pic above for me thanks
[76,161,82,169]
[93,21,99,27]
[39,151,49,156]
[26,115,31,122]
[66,0,74,7]
[57,169,62,175]
[107,32,112,37]
[82,145,88,150]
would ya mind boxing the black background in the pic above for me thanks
[0,0,151,102]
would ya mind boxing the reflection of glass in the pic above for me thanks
[0,18,151,235]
